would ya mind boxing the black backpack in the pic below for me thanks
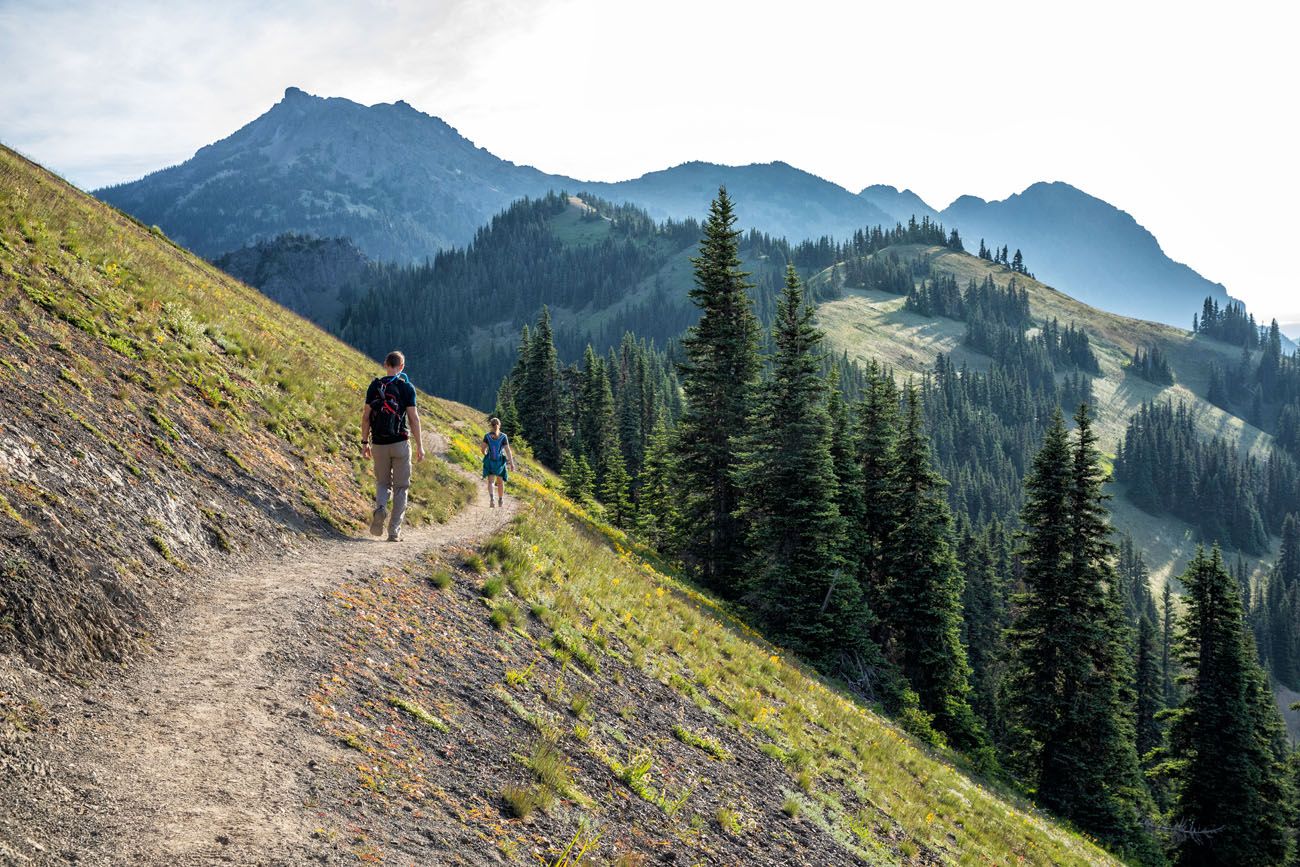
[368,376,408,441]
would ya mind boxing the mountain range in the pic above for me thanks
[97,88,1233,328]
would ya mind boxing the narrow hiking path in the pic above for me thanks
[26,440,517,866]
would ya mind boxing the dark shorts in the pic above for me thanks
[483,455,508,481]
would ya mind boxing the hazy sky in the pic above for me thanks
[2,0,1297,323]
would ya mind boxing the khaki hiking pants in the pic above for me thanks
[372,440,412,534]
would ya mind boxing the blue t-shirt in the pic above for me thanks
[484,432,509,462]
[366,374,417,444]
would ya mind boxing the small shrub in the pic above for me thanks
[430,568,453,590]
[464,553,486,573]
[716,807,743,834]
[782,796,802,819]
[481,576,505,598]
[505,662,535,687]
[613,748,654,799]
[657,786,692,818]
[492,600,523,630]
[525,736,573,795]
[569,691,593,720]
[502,783,552,819]
[897,689,948,750]
[796,769,815,793]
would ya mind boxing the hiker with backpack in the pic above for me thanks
[361,351,424,541]
[480,417,515,508]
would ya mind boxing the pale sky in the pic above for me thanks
[1,0,1297,324]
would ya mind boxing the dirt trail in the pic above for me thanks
[32,441,516,865]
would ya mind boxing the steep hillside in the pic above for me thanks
[96,87,573,261]
[940,182,1234,328]
[0,142,474,677]
[812,242,1278,586]
[0,145,1121,865]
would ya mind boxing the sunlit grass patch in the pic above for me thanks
[386,695,449,732]
[671,724,731,761]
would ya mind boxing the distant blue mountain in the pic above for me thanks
[857,181,1234,326]
[96,87,572,260]
[590,162,895,242]
[858,184,939,224]
[97,88,1236,328]
[96,89,891,261]
[937,182,1233,327]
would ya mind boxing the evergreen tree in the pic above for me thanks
[561,453,595,503]
[493,378,522,440]
[599,449,634,528]
[825,371,891,692]
[1134,614,1165,766]
[635,412,678,550]
[880,382,990,755]
[578,346,619,487]
[738,266,877,666]
[518,307,564,465]
[856,361,900,617]
[958,520,1011,737]
[1157,547,1291,866]
[1161,581,1179,708]
[1003,408,1155,856]
[674,187,762,595]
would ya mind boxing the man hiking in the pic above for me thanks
[480,417,515,508]
[361,351,424,541]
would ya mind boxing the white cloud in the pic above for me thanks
[0,0,1296,321]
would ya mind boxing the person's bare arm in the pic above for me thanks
[360,405,372,458]
[406,406,425,462]
[505,442,516,470]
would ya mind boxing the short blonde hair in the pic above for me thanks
[489,417,501,428]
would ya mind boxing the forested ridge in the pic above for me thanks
[489,188,1300,865]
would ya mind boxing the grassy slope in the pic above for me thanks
[0,148,1118,864]
[0,143,476,676]
[310,462,1119,865]
[813,244,1279,588]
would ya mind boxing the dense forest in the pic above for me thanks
[334,194,960,408]
[1114,401,1299,554]
[492,188,1300,865]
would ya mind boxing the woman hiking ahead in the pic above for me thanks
[480,417,516,508]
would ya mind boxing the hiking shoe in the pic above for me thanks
[369,507,388,536]
[387,533,401,543]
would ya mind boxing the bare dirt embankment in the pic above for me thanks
[2,441,514,866]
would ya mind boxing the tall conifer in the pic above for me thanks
[738,267,875,665]
[1004,408,1155,857]
[1158,547,1292,866]
[675,188,761,595]
[881,382,989,754]
[518,307,563,465]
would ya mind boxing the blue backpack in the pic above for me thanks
[485,432,508,461]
